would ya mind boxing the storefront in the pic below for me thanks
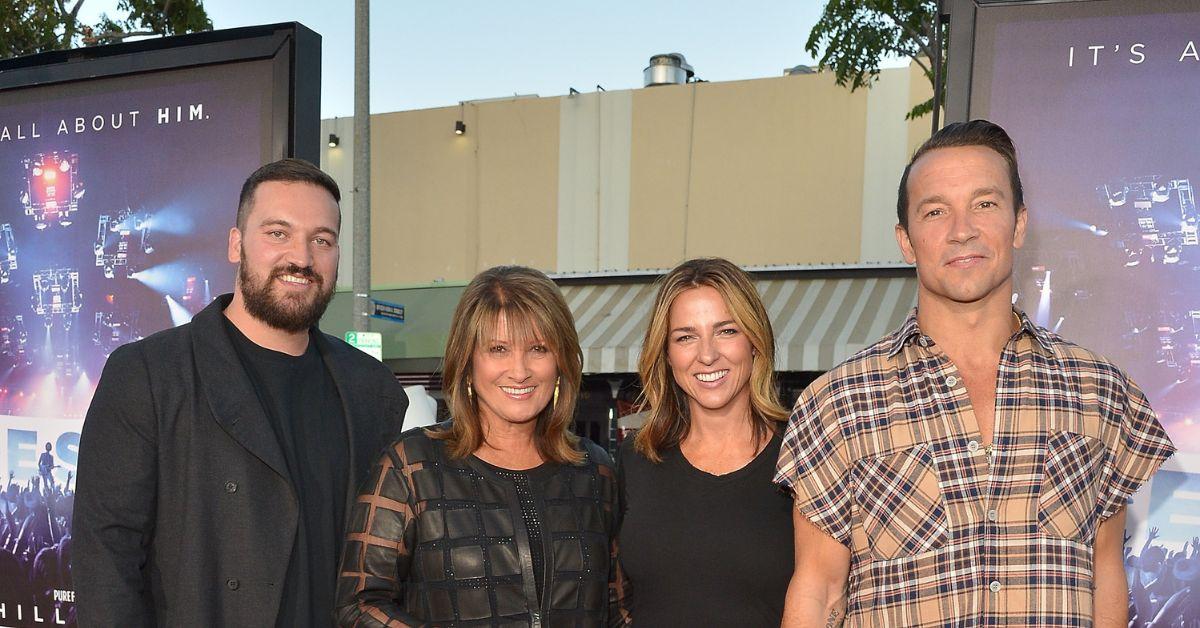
[322,267,918,453]
[559,266,918,453]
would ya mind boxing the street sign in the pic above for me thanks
[344,330,383,361]
[370,299,405,323]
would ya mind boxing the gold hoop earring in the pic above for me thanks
[552,378,560,408]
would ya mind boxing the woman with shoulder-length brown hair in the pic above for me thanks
[612,257,793,626]
[336,265,616,627]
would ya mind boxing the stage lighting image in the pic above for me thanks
[181,275,197,302]
[93,309,141,357]
[0,315,31,367]
[0,223,16,284]
[165,295,193,327]
[142,204,197,236]
[53,345,78,380]
[1096,176,1199,268]
[20,151,84,230]
[129,260,195,296]
[1131,309,1200,384]
[31,268,83,328]
[95,208,153,279]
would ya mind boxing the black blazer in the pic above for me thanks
[73,294,407,627]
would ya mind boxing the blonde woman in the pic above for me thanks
[336,266,616,626]
[613,258,792,626]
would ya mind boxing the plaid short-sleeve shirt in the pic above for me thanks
[775,308,1175,627]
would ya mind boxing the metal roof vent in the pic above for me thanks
[644,53,694,87]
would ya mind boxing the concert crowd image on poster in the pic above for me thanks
[0,58,276,624]
[968,0,1200,622]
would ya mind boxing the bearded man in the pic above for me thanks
[74,158,408,627]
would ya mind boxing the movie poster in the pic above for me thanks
[0,60,273,625]
[972,0,1200,622]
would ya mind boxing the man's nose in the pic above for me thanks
[948,209,980,244]
[285,238,314,268]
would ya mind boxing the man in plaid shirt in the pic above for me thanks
[775,120,1175,627]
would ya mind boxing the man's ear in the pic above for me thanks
[228,227,242,264]
[895,223,917,265]
[1013,206,1028,249]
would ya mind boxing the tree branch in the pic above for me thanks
[82,29,156,45]
[910,55,931,77]
[878,7,935,62]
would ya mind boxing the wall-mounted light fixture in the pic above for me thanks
[454,120,466,135]
[328,133,340,148]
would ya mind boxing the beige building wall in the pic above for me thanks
[627,85,693,269]
[367,106,475,287]
[322,63,932,286]
[907,63,936,158]
[320,117,355,289]
[860,68,914,264]
[474,97,560,272]
[683,74,868,265]
[557,91,633,273]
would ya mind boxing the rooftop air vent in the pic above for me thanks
[644,53,694,87]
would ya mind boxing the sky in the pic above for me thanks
[78,0,835,118]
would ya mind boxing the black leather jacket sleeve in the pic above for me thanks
[335,445,422,627]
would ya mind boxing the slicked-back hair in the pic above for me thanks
[433,265,585,465]
[896,119,1024,231]
[634,257,789,463]
[236,158,341,230]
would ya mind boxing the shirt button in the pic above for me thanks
[945,375,959,387]
[919,336,931,347]
[987,509,998,522]
[226,578,240,591]
[989,580,1002,593]
[967,440,980,453]
[224,481,238,494]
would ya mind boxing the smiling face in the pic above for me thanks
[470,313,559,430]
[896,144,1028,309]
[666,286,754,420]
[228,180,340,332]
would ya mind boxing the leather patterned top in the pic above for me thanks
[335,423,617,627]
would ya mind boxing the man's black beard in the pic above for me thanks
[238,259,335,333]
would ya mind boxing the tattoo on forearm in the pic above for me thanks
[826,593,847,628]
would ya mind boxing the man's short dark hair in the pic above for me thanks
[896,119,1024,230]
[236,158,341,230]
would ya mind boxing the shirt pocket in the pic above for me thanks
[1038,429,1107,542]
[852,444,948,561]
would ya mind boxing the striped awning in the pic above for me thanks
[561,276,918,373]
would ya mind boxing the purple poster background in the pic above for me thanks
[973,1,1200,622]
[0,60,273,626]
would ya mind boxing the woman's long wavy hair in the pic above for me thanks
[432,265,584,465]
[634,258,788,462]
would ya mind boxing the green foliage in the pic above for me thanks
[806,0,944,120]
[1,0,211,60]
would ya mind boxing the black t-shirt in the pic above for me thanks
[225,319,348,627]
[616,431,794,627]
